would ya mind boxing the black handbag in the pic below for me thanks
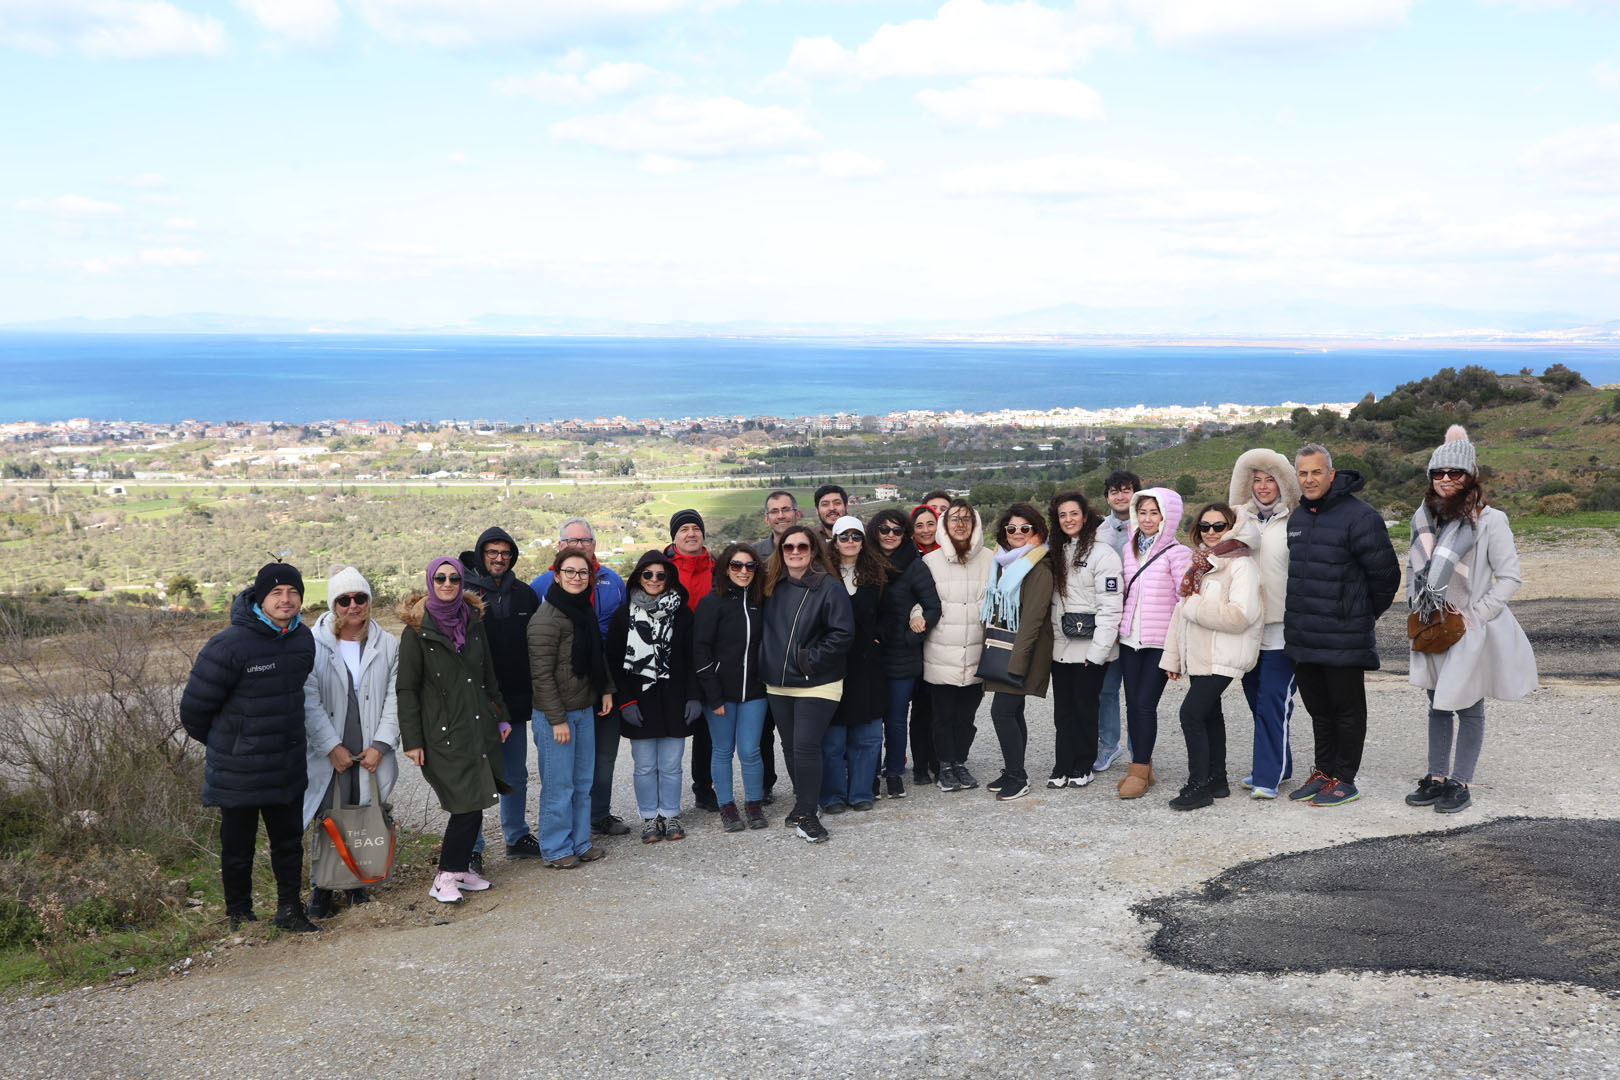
[975,626,1024,690]
[1060,611,1096,639]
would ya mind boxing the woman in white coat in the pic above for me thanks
[1405,427,1537,815]
[922,498,995,792]
[1161,504,1263,811]
[301,566,400,917]
[1045,491,1124,789]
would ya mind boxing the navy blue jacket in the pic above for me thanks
[460,527,540,711]
[181,589,317,808]
[1283,470,1401,670]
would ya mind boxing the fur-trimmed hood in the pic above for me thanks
[397,590,485,632]
[1228,448,1300,511]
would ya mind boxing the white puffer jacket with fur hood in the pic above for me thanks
[1227,448,1299,632]
[1160,509,1264,679]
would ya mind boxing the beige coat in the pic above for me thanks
[1160,511,1264,679]
[1228,448,1299,630]
[922,512,994,687]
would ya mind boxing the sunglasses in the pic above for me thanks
[728,560,758,572]
[640,570,667,582]
[836,531,864,543]
[433,573,461,585]
[1004,523,1036,535]
[875,524,905,536]
[781,542,812,554]
[1430,468,1468,481]
[334,593,369,608]
[1197,521,1230,533]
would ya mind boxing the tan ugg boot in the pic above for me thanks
[1117,762,1154,799]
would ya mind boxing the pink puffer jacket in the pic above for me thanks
[1118,488,1193,648]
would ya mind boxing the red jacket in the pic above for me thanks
[665,545,714,610]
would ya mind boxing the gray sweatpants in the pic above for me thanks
[1426,691,1485,784]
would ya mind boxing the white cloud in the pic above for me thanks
[14,193,125,217]
[1520,123,1620,193]
[779,0,1130,83]
[916,76,1104,127]
[1117,189,1281,223]
[0,0,228,58]
[448,150,468,164]
[1596,59,1620,94]
[638,154,692,174]
[816,151,886,179]
[349,0,698,49]
[237,0,339,44]
[941,153,1178,197]
[163,217,197,230]
[551,96,819,161]
[139,247,209,266]
[1120,0,1411,53]
[496,60,655,104]
[125,171,167,187]
[78,256,131,274]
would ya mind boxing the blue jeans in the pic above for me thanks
[474,711,535,854]
[1096,658,1125,763]
[1241,648,1296,790]
[630,737,685,819]
[880,677,917,777]
[535,707,595,861]
[820,718,883,807]
[707,699,767,806]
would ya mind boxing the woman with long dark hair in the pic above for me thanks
[819,516,890,813]
[979,502,1053,802]
[1045,492,1123,790]
[869,508,941,798]
[693,542,770,831]
[922,498,994,792]
[1404,426,1536,814]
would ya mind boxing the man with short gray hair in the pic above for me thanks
[1283,444,1400,808]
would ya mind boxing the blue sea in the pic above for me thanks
[3,333,1617,424]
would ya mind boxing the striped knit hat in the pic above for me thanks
[1427,424,1477,476]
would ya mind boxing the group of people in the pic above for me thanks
[179,427,1537,928]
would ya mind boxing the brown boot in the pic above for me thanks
[1118,762,1154,799]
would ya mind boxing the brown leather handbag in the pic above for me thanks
[1408,608,1465,654]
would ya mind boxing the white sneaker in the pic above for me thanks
[1046,776,1067,789]
[429,871,464,903]
[1068,772,1094,788]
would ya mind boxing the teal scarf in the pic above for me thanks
[979,544,1047,632]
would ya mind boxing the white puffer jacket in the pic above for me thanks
[1228,448,1299,631]
[301,612,401,826]
[1049,535,1124,667]
[922,511,994,687]
[1160,510,1264,679]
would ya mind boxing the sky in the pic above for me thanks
[2,0,1618,332]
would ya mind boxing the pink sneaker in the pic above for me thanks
[454,869,491,891]
[429,871,463,904]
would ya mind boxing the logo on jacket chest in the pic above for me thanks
[245,662,277,674]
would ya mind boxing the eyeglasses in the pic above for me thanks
[1004,523,1036,535]
[875,524,905,536]
[558,567,591,579]
[836,531,864,543]
[433,573,461,585]
[484,549,513,561]
[334,593,369,608]
[947,515,973,525]
[1197,521,1230,533]
[728,560,757,573]
[765,507,797,517]
[640,570,667,582]
[781,542,811,554]
[560,535,593,545]
[1430,468,1468,481]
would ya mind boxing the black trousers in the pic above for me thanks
[990,692,1028,783]
[928,682,983,764]
[1051,660,1107,779]
[219,801,304,914]
[1119,645,1169,765]
[440,811,483,874]
[590,707,620,824]
[1179,673,1232,783]
[691,716,714,795]
[760,710,778,793]
[909,682,937,774]
[1293,661,1369,783]
[767,694,840,819]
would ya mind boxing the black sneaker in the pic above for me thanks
[468,851,485,877]
[1288,769,1332,802]
[886,774,906,799]
[506,833,542,860]
[693,788,721,813]
[850,799,875,812]
[912,766,932,785]
[995,779,1031,801]
[345,889,369,906]
[592,815,631,837]
[987,773,1009,794]
[1208,774,1231,799]
[1169,780,1215,811]
[271,904,320,933]
[227,910,257,931]
[306,888,335,919]
[822,801,849,815]
[937,766,964,793]
[784,810,808,830]
[796,816,830,843]
[1405,776,1447,806]
[762,787,776,806]
[1434,779,1471,814]
[953,763,979,790]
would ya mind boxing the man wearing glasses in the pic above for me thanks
[1283,444,1400,808]
[530,518,630,836]
[753,489,802,560]
[459,527,543,865]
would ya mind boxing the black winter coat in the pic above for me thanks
[460,528,540,712]
[180,589,317,809]
[760,570,854,690]
[877,545,942,679]
[693,587,766,709]
[609,552,699,740]
[831,581,886,726]
[1283,469,1402,669]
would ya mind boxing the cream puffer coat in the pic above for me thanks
[1160,511,1264,679]
[922,511,994,687]
[1228,448,1299,629]
[1049,536,1124,667]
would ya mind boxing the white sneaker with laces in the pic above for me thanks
[1068,772,1094,788]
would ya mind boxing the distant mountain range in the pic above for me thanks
[3,304,1616,341]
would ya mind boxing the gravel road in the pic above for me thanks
[2,671,1615,1080]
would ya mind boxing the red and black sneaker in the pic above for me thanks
[1287,768,1333,802]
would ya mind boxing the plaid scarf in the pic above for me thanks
[1408,502,1475,619]
[1178,538,1250,598]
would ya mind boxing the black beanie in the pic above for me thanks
[669,509,705,539]
[253,561,305,605]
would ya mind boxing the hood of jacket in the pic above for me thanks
[939,510,985,565]
[311,608,384,648]
[397,590,485,633]
[1128,488,1184,561]
[630,549,689,605]
[459,525,521,586]
[1228,449,1301,512]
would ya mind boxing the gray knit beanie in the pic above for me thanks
[1427,424,1477,476]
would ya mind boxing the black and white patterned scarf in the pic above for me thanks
[1408,502,1476,619]
[623,588,684,690]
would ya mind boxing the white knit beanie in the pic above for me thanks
[1426,424,1477,476]
[327,566,372,602]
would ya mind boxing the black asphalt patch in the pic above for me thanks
[1136,817,1620,992]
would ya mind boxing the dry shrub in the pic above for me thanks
[1535,493,1580,517]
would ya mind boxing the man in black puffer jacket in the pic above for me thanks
[459,526,542,864]
[181,562,318,931]
[1283,446,1401,808]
